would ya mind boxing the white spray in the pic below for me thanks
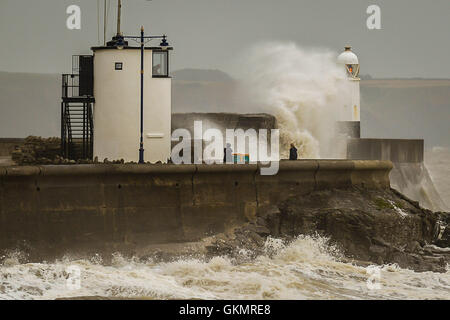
[236,42,351,158]
[1,235,449,300]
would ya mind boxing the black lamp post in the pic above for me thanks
[138,27,145,163]
[113,27,169,163]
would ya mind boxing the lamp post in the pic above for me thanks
[115,27,169,163]
[139,26,144,164]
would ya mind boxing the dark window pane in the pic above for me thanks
[152,51,168,77]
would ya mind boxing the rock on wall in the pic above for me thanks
[0,138,24,157]
[10,136,61,165]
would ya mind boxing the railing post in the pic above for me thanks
[83,102,86,159]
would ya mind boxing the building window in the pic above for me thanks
[115,62,123,70]
[152,51,169,77]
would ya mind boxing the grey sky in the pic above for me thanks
[1,0,450,78]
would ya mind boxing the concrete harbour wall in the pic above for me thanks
[346,138,446,211]
[347,138,424,163]
[0,160,392,259]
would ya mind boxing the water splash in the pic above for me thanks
[1,235,449,300]
[238,42,351,159]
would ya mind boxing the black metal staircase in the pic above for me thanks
[62,99,94,160]
[61,56,95,160]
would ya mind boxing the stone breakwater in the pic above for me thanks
[0,160,391,262]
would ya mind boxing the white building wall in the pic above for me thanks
[350,79,361,122]
[340,79,361,122]
[145,77,172,163]
[93,48,171,163]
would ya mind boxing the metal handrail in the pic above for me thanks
[62,74,80,98]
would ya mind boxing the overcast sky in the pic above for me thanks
[1,0,449,78]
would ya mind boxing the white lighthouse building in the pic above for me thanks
[337,46,361,138]
[92,39,172,163]
[61,1,173,163]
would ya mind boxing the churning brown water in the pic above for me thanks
[1,235,449,300]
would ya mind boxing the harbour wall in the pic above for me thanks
[347,138,424,163]
[346,138,446,211]
[0,160,392,260]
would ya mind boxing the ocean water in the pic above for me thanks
[1,235,449,300]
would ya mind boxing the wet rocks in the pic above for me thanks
[9,136,167,166]
[434,212,450,248]
[267,187,450,272]
[205,221,273,259]
[206,187,450,272]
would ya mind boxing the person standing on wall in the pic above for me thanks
[289,143,298,160]
[224,143,233,163]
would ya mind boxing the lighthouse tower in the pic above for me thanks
[337,46,361,138]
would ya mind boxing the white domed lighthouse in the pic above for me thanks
[337,46,361,138]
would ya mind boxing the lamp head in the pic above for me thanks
[106,33,128,49]
[116,34,125,50]
[160,35,169,50]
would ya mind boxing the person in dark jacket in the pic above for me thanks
[289,143,298,160]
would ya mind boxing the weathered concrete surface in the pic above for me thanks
[346,138,447,211]
[171,113,278,161]
[172,113,277,135]
[0,160,391,261]
[0,157,14,167]
[347,138,424,163]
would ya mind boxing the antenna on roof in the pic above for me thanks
[116,0,122,36]
[105,0,153,46]
[103,0,108,45]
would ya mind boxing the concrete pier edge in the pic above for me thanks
[0,159,393,177]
